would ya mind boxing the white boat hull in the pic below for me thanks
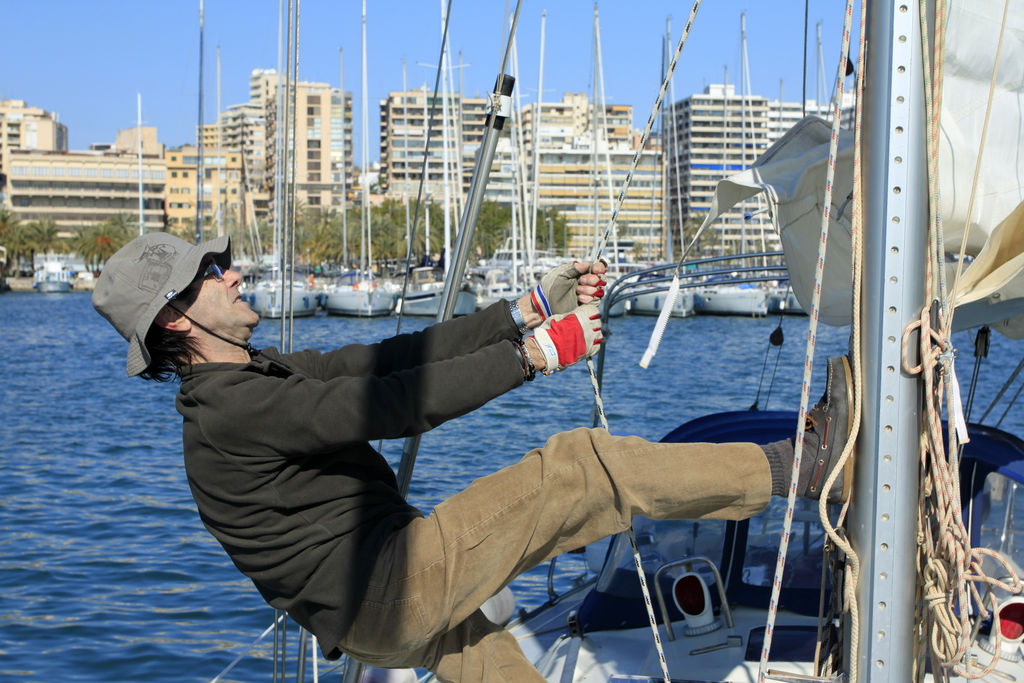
[36,279,72,293]
[325,288,395,317]
[245,285,318,319]
[767,288,806,315]
[629,290,694,318]
[397,289,476,317]
[693,285,767,317]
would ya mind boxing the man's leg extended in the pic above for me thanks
[339,429,771,678]
[412,428,771,633]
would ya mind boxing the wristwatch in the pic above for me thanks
[509,298,530,336]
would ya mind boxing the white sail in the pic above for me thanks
[686,0,1024,336]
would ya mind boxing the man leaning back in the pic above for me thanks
[92,232,853,682]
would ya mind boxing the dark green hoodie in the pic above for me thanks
[176,302,524,658]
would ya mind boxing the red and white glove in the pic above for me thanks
[531,304,603,374]
[531,262,606,320]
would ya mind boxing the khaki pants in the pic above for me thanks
[337,427,771,682]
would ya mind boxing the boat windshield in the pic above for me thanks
[596,517,728,596]
[976,472,1024,585]
[596,497,830,598]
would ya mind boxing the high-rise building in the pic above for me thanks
[520,94,662,259]
[378,88,492,202]
[378,90,663,260]
[264,78,353,214]
[664,83,854,256]
[203,69,354,231]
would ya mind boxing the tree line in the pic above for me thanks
[0,200,570,276]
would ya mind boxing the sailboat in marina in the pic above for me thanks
[208,1,1024,681]
[496,1,1024,680]
[243,2,316,321]
[324,3,397,319]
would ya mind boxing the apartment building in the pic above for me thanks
[164,145,244,237]
[200,69,354,228]
[518,94,662,259]
[0,99,68,207]
[378,88,493,201]
[3,125,166,233]
[664,83,856,255]
[662,83,778,255]
[378,90,662,258]
[263,76,353,214]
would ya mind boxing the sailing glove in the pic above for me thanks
[531,262,605,320]
[532,304,603,374]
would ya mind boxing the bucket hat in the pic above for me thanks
[92,232,231,376]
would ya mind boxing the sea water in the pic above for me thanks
[1,291,1018,681]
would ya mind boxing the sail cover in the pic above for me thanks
[695,0,1024,337]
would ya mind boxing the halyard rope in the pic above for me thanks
[813,0,868,678]
[757,1,856,680]
[906,1,1023,677]
[581,5,702,682]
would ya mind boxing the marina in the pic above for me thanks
[2,0,1024,680]
[0,291,859,681]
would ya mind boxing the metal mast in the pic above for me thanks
[196,0,205,243]
[360,0,370,275]
[850,0,928,678]
[402,58,411,258]
[216,43,223,237]
[137,93,144,236]
[340,48,349,269]
[530,10,546,257]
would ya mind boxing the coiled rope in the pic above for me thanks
[757,1,858,680]
[905,0,1023,678]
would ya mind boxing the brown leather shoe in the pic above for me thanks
[801,356,855,503]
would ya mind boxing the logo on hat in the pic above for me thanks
[137,243,178,293]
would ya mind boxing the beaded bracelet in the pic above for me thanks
[512,340,536,381]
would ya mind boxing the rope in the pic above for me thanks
[210,612,286,683]
[584,2,700,267]
[907,1,1024,677]
[579,6,703,682]
[813,1,869,678]
[758,1,857,679]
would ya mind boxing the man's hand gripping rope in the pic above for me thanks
[532,304,603,375]
[531,261,607,320]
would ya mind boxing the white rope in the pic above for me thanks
[578,6,702,682]
[210,612,286,683]
[758,1,856,679]
[585,2,700,266]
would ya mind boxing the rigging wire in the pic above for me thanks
[578,6,705,682]
[758,0,859,679]
[750,315,785,412]
[392,0,456,338]
[979,352,1024,424]
[287,0,301,352]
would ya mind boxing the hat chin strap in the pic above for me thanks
[167,303,255,356]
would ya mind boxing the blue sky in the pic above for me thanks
[1,0,859,161]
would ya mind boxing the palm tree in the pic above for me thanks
[0,211,35,276]
[29,218,65,257]
[72,216,134,272]
[0,207,22,274]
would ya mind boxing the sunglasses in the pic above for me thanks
[198,261,225,282]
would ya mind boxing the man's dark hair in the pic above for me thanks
[138,285,201,382]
